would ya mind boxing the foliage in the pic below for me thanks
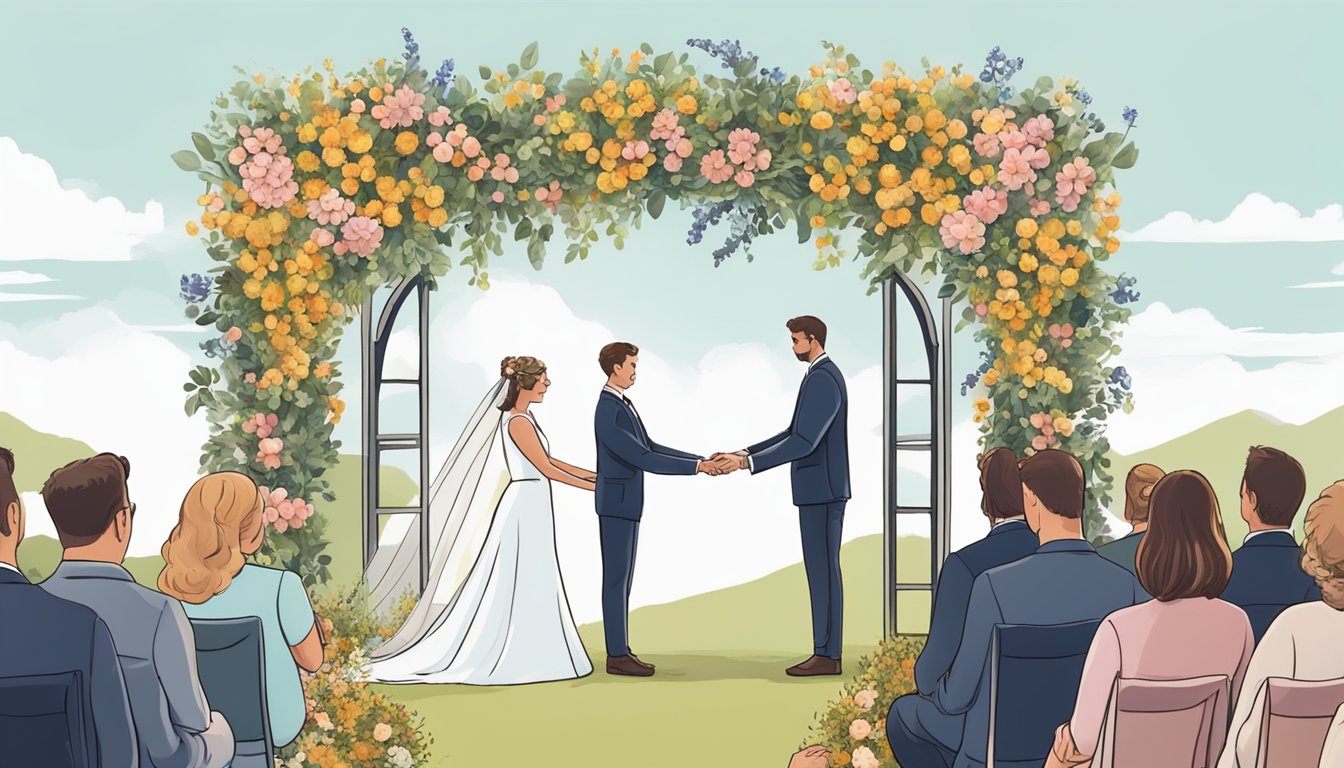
[176,33,1139,577]
[804,635,926,767]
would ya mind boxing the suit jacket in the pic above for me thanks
[1096,529,1145,579]
[914,519,1040,695]
[0,565,138,768]
[42,561,216,768]
[934,539,1148,768]
[746,356,850,505]
[1220,530,1321,643]
[594,389,700,521]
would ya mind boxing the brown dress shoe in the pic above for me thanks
[607,654,655,677]
[786,655,842,676]
[627,653,654,671]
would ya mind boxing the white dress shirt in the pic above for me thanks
[1243,527,1294,544]
[0,560,20,575]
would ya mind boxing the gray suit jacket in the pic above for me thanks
[42,561,216,768]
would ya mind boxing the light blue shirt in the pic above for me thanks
[181,564,315,747]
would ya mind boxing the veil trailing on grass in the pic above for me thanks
[364,377,512,660]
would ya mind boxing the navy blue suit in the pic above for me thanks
[0,565,138,767]
[1221,530,1321,643]
[594,388,700,657]
[914,519,1039,696]
[745,355,849,659]
[889,540,1147,768]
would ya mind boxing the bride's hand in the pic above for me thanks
[581,480,596,492]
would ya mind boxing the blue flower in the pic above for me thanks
[401,27,421,71]
[1076,90,1093,107]
[1109,366,1132,391]
[432,58,456,97]
[1110,274,1141,304]
[686,38,756,69]
[760,66,786,84]
[179,273,212,304]
[1122,106,1139,128]
[686,201,733,246]
[980,46,1025,104]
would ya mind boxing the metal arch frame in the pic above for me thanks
[882,270,953,636]
[361,274,432,592]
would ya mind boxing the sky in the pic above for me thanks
[1,0,1343,621]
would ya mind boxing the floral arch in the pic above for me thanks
[176,33,1140,583]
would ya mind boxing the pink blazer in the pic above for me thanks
[1069,597,1255,755]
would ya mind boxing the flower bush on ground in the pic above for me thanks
[804,635,926,767]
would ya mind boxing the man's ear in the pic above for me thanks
[4,501,18,534]
[115,507,131,542]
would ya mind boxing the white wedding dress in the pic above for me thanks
[364,381,592,685]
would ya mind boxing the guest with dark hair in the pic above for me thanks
[1048,470,1253,767]
[0,447,139,767]
[1221,445,1319,642]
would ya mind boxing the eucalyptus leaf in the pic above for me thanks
[171,150,202,172]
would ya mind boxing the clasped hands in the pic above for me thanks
[697,450,749,477]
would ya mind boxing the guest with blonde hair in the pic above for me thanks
[1097,463,1164,577]
[1217,480,1344,768]
[158,471,323,748]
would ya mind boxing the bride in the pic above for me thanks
[364,355,594,684]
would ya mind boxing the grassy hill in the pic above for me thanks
[1102,405,1342,541]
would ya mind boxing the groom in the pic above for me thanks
[713,315,850,676]
[594,342,719,677]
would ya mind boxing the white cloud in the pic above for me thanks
[0,137,165,262]
[0,308,210,556]
[0,292,79,303]
[0,271,52,286]
[1290,261,1344,290]
[1121,193,1344,242]
[1103,302,1344,454]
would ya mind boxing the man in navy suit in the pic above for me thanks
[912,447,1038,695]
[888,449,1146,768]
[713,315,850,676]
[0,446,138,767]
[1221,445,1320,642]
[594,342,719,677]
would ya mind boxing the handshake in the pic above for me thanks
[697,451,750,477]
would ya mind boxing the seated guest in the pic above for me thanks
[39,453,235,768]
[1320,702,1344,768]
[1096,463,1164,577]
[914,448,1038,695]
[1221,445,1320,642]
[0,447,138,767]
[1048,470,1254,767]
[1217,481,1344,768]
[888,449,1146,768]
[158,472,324,749]
[786,745,831,768]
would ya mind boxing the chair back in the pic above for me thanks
[190,616,274,768]
[987,619,1102,767]
[0,671,90,768]
[1256,677,1344,768]
[1093,674,1228,768]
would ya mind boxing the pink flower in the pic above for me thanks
[533,114,548,127]
[256,437,284,470]
[1029,412,1049,429]
[225,326,242,343]
[939,210,987,255]
[427,105,453,127]
[699,149,734,184]
[973,133,1002,159]
[426,132,443,148]
[753,148,772,171]
[534,181,563,213]
[277,500,295,520]
[544,96,566,114]
[432,141,454,163]
[734,169,756,187]
[1030,199,1052,217]
[491,190,506,204]
[726,128,762,168]
[1023,115,1055,146]
[1049,323,1075,348]
[370,85,426,129]
[1054,157,1096,213]
[671,138,693,159]
[349,99,366,115]
[829,77,858,105]
[1000,130,1028,152]
[490,154,519,184]
[306,188,355,226]
[650,109,681,142]
[854,690,877,710]
[242,413,278,439]
[663,154,684,173]
[373,723,393,742]
[241,126,282,155]
[240,152,299,209]
[309,228,335,248]
[621,140,650,162]
[273,518,289,534]
[997,148,1038,192]
[462,136,482,159]
[331,216,383,258]
[849,718,873,741]
[852,746,880,768]
[227,146,248,166]
[975,302,988,317]
[1031,435,1049,451]
[244,372,257,384]
[1022,145,1052,170]
[963,187,1009,224]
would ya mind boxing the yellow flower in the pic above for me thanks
[888,134,908,152]
[394,131,419,155]
[1061,268,1079,287]
[676,95,698,115]
[328,396,345,425]
[975,265,989,278]
[297,124,318,143]
[1015,218,1039,238]
[184,220,200,236]
[503,91,522,108]
[348,131,373,154]
[296,150,321,173]
[973,398,991,413]
[810,111,834,131]
[1019,253,1039,272]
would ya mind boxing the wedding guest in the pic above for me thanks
[1319,702,1344,768]
[786,745,831,768]
[1216,481,1344,768]
[158,471,323,749]
[1221,445,1320,642]
[1096,463,1164,578]
[1048,470,1254,768]
[913,447,1038,695]
[40,453,235,768]
[888,449,1145,768]
[0,447,138,767]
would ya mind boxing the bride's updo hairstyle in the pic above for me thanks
[498,355,547,411]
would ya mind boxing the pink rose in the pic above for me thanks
[273,518,289,534]
[854,690,877,710]
[998,148,1037,192]
[462,136,481,158]
[663,154,684,173]
[332,216,384,258]
[1022,145,1051,170]
[428,106,453,127]
[370,84,426,130]
[829,77,858,105]
[1000,130,1028,152]
[939,210,986,255]
[973,133,1002,159]
[306,188,355,226]
[699,149,733,184]
[963,187,1008,225]
[491,190,505,203]
[1054,157,1096,213]
[349,99,366,114]
[432,142,454,163]
[225,326,242,343]
[650,109,681,142]
[1030,199,1052,217]
[534,181,563,213]
[621,140,650,162]
[373,723,393,742]
[849,719,873,741]
[227,146,248,166]
[244,372,257,384]
[852,746,880,768]
[1023,115,1055,146]
[975,302,988,317]
[277,500,295,520]
[734,169,756,188]
[1031,435,1049,451]
[310,228,335,248]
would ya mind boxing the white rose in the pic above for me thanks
[854,689,877,710]
[849,718,873,741]
[852,746,880,768]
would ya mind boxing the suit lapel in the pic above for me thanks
[603,390,649,443]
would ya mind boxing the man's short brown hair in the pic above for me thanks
[1243,445,1306,527]
[787,316,827,348]
[979,447,1024,520]
[599,342,639,376]
[0,447,17,537]
[1137,470,1233,600]
[41,453,132,548]
[1019,449,1085,520]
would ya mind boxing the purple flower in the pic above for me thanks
[179,273,212,303]
[1122,106,1139,128]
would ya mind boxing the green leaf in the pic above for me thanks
[191,133,216,162]
[514,217,533,241]
[1110,142,1139,170]
[527,234,546,270]
[478,65,492,80]
[646,189,666,219]
[937,282,955,299]
[520,42,539,70]
[171,150,201,172]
